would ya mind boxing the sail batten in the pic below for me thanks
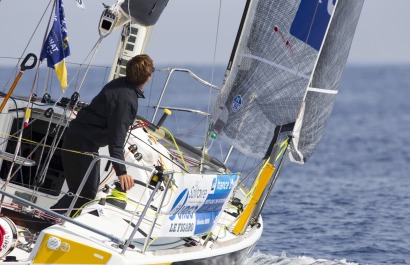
[307,87,339,94]
[240,53,310,79]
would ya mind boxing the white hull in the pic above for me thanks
[0,99,262,264]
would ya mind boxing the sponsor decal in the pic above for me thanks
[232,95,242,112]
[158,174,239,237]
[169,188,189,221]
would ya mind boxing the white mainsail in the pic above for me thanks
[210,0,363,163]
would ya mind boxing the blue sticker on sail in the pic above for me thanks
[232,95,242,112]
[290,0,336,51]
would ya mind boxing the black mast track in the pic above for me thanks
[227,0,252,71]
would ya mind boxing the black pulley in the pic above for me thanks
[42,93,51,103]
[44,108,54,118]
[70,92,80,107]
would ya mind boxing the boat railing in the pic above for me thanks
[66,154,175,253]
[65,155,154,217]
[0,154,175,254]
[0,188,127,245]
[151,68,219,123]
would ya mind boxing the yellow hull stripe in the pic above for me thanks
[33,233,111,264]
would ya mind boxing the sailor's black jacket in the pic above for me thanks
[68,77,144,175]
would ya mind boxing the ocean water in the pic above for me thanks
[245,65,410,265]
[1,64,409,264]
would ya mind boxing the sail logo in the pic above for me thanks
[232,95,242,112]
[290,0,336,51]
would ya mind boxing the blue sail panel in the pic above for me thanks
[290,0,336,51]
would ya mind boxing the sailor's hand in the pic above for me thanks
[118,174,135,191]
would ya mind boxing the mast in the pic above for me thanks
[108,23,149,81]
[97,0,169,81]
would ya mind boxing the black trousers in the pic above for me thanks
[51,129,100,214]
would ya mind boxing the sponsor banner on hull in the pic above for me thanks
[157,174,238,237]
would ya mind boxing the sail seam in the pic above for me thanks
[240,53,310,79]
[307,87,338,94]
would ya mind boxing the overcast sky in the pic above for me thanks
[0,0,409,66]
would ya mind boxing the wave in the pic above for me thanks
[244,252,363,265]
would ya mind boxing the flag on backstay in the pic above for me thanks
[40,0,71,90]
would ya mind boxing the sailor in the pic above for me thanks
[51,54,155,214]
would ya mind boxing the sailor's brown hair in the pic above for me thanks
[126,54,154,87]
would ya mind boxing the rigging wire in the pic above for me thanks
[2,0,60,198]
[0,0,55,197]
[1,38,107,193]
[0,0,161,208]
[145,71,156,119]
[28,29,109,195]
[1,0,53,92]
[200,0,223,173]
[42,69,52,97]
[22,0,55,104]
[1,0,168,210]
[71,38,105,94]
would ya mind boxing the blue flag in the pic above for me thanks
[290,0,336,51]
[40,0,71,90]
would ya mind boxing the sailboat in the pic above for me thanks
[0,0,363,264]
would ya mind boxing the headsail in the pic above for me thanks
[210,0,363,163]
[290,0,364,163]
